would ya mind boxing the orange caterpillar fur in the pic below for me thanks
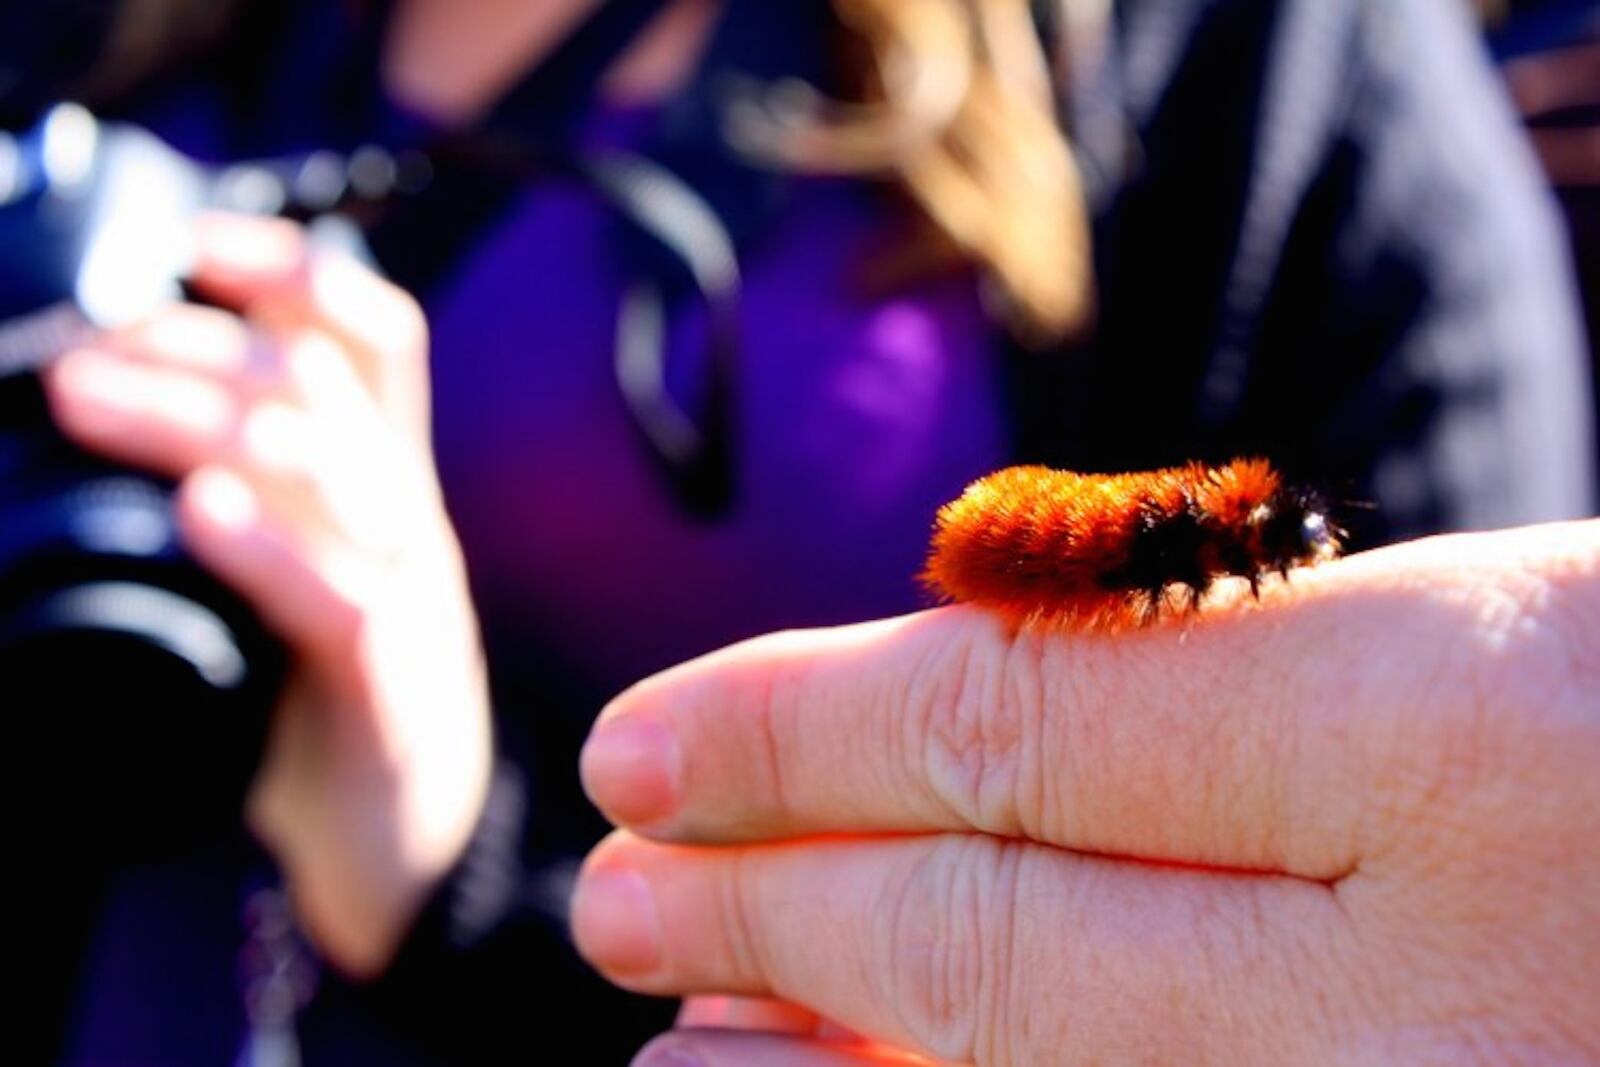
[922,459,1341,630]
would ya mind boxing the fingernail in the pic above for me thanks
[580,716,682,826]
[571,866,663,976]
[632,1038,706,1067]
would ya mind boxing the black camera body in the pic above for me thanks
[0,105,380,848]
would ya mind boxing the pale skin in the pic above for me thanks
[41,1,1600,1061]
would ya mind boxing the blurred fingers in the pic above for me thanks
[106,302,266,379]
[47,347,239,476]
[47,321,436,555]
[190,213,431,439]
[178,467,369,672]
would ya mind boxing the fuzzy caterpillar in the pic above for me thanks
[922,459,1342,630]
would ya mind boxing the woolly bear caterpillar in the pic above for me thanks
[922,459,1342,630]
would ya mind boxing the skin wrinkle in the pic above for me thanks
[721,844,770,994]
[895,835,1019,1065]
[972,640,1025,836]
[843,878,881,1046]
[914,629,989,832]
[945,838,985,1062]
[1035,630,1077,856]
[874,838,929,1054]
[911,606,1365,887]
[868,646,913,828]
[904,838,970,1058]
[755,654,799,833]
[898,631,966,829]
[950,837,988,1066]
[965,604,1371,890]
[1000,628,1050,844]
[983,839,1027,1067]
[1043,632,1110,864]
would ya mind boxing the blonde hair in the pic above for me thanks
[729,0,1094,343]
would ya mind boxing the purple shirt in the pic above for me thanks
[116,7,1011,696]
[426,107,1008,693]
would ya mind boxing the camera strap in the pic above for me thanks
[367,0,830,516]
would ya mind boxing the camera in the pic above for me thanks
[0,105,401,848]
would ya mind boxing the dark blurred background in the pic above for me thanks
[1483,0,1599,481]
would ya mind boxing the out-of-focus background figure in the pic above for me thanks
[1482,0,1599,481]
[0,1,1593,1064]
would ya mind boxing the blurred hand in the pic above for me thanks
[44,214,491,977]
[575,521,1600,1064]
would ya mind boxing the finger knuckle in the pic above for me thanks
[914,630,1045,837]
[714,847,771,990]
[876,836,1025,1065]
[712,629,824,827]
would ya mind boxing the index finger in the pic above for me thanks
[188,213,431,441]
[582,520,1600,883]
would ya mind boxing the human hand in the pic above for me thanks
[43,214,490,976]
[574,521,1600,1064]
